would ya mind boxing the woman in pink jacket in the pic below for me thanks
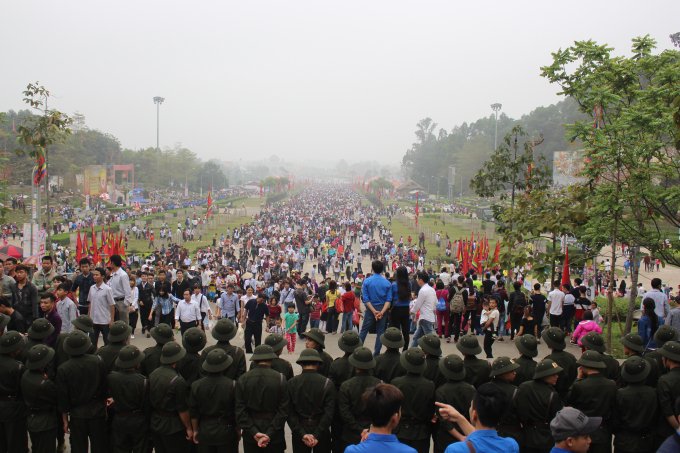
[571,311,602,351]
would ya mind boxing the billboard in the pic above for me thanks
[84,166,107,196]
[553,150,587,186]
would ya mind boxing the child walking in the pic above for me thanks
[482,296,499,359]
[283,303,298,354]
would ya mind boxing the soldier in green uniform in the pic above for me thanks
[513,335,538,387]
[490,356,523,448]
[338,346,382,451]
[263,333,295,380]
[434,355,475,453]
[21,344,58,453]
[107,345,151,453]
[612,356,657,453]
[200,318,247,381]
[328,330,362,453]
[581,332,621,387]
[57,330,108,453]
[565,350,616,453]
[178,327,206,386]
[619,332,659,388]
[652,340,680,449]
[391,348,436,452]
[0,331,28,453]
[149,341,193,453]
[235,345,291,453]
[189,348,240,453]
[418,334,447,388]
[95,320,131,374]
[288,348,336,453]
[517,359,564,453]
[53,315,96,374]
[373,327,406,384]
[541,327,577,402]
[17,318,53,364]
[646,325,678,377]
[0,313,9,335]
[141,323,175,377]
[301,328,333,377]
[456,334,490,389]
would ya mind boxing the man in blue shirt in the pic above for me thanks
[436,383,519,453]
[345,383,416,453]
[240,293,270,353]
[360,261,393,356]
[547,407,601,453]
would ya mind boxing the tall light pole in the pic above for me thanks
[491,103,502,151]
[153,96,165,188]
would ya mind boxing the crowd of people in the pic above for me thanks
[2,184,680,453]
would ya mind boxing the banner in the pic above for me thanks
[83,165,107,196]
[23,223,46,258]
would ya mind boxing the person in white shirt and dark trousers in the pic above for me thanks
[87,267,116,348]
[191,284,213,331]
[410,271,437,347]
[108,255,132,325]
[175,289,202,335]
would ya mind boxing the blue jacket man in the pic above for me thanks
[359,261,392,356]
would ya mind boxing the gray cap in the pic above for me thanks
[550,407,602,442]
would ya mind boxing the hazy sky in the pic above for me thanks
[2,1,678,165]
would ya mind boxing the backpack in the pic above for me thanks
[466,291,477,311]
[450,288,465,314]
[512,292,527,315]
[436,295,447,312]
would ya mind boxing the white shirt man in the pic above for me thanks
[175,292,202,327]
[547,286,565,318]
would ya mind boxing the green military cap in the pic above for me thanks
[379,327,404,349]
[490,356,520,377]
[348,347,376,370]
[250,345,278,362]
[400,347,427,374]
[576,350,606,369]
[211,318,237,341]
[0,331,25,354]
[621,356,650,383]
[264,333,288,352]
[655,325,679,348]
[150,323,175,344]
[63,330,92,356]
[107,321,132,343]
[534,359,563,379]
[25,344,55,370]
[658,341,680,363]
[456,334,482,356]
[580,332,606,353]
[296,348,324,364]
[202,348,233,373]
[71,315,94,333]
[115,345,145,369]
[182,328,207,353]
[0,313,9,331]
[301,328,325,348]
[160,341,186,364]
[338,330,363,352]
[28,318,55,340]
[439,354,466,381]
[417,334,442,356]
[541,327,566,351]
[619,333,644,353]
[515,334,539,358]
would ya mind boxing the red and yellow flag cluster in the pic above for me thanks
[457,232,499,276]
[75,227,126,267]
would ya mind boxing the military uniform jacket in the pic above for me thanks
[178,351,204,386]
[318,349,333,378]
[423,355,447,388]
[645,349,665,378]
[512,355,537,387]
[612,382,657,452]
[492,378,523,446]
[462,356,490,389]
[107,369,151,434]
[338,372,382,444]
[21,369,58,432]
[329,353,356,391]
[16,337,41,365]
[288,369,336,441]
[373,349,406,384]
[0,354,27,422]
[235,364,290,445]
[654,367,680,440]
[95,342,125,375]
[57,354,107,419]
[392,374,436,441]
[53,332,96,376]
[434,380,475,453]
[140,344,164,377]
[270,356,295,381]
[543,350,577,400]
[149,364,189,435]
[566,373,616,445]
[517,379,563,450]
[201,342,247,381]
[602,353,622,387]
[188,374,238,446]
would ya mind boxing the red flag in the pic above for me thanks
[91,227,99,266]
[561,247,570,289]
[76,232,83,263]
[493,240,500,264]
[83,230,90,259]
[260,184,263,199]
[119,233,126,266]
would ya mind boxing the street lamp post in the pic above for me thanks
[491,103,502,151]
[153,96,165,188]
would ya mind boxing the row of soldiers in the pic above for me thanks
[1,310,680,453]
